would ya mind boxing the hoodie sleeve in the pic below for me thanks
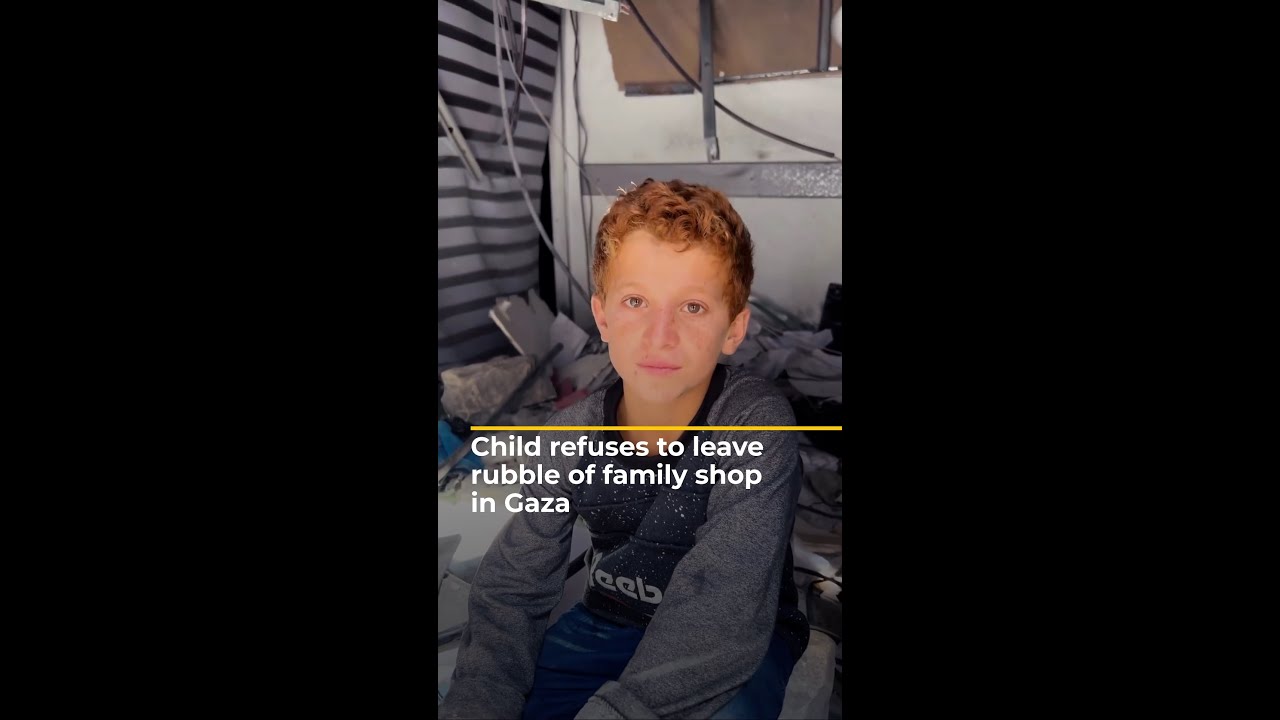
[438,422,585,720]
[574,394,803,720]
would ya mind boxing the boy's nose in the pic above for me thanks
[642,309,679,349]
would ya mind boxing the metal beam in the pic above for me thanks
[818,0,833,72]
[580,163,842,199]
[699,0,718,162]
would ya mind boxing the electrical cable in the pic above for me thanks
[494,2,521,137]
[438,91,487,183]
[496,6,611,309]
[491,0,591,306]
[628,1,841,162]
[493,13,608,203]
[497,1,531,141]
[513,1,529,136]
[572,11,594,297]
[437,115,474,181]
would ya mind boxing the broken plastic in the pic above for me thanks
[438,421,483,473]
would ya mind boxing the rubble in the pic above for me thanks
[440,355,556,424]
[727,311,843,404]
[439,288,844,713]
[485,294,617,410]
[437,298,615,491]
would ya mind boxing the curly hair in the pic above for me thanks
[593,179,754,318]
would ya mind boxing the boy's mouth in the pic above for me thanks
[637,361,681,376]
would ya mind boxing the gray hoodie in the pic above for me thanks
[440,366,807,719]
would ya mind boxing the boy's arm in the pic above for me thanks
[576,397,803,720]
[438,431,578,720]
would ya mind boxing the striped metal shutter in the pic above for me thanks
[438,0,561,367]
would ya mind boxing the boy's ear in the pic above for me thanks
[591,294,610,342]
[721,306,751,355]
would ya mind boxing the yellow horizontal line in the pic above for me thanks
[471,426,843,431]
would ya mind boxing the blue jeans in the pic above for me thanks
[522,604,796,720]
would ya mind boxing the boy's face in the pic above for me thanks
[590,230,750,406]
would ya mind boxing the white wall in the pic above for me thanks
[550,13,842,326]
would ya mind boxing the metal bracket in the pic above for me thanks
[699,0,718,162]
[818,0,832,72]
[530,0,620,22]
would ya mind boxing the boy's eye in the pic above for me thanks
[625,297,645,309]
[685,303,705,314]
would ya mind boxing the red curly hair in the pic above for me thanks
[593,179,754,318]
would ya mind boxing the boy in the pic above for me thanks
[440,180,808,719]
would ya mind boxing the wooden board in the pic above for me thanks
[603,0,843,89]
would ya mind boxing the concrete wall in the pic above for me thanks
[549,13,842,327]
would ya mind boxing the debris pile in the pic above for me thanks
[435,285,844,710]
[727,325,842,403]
[437,290,616,491]
[722,293,844,460]
[440,355,557,425]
